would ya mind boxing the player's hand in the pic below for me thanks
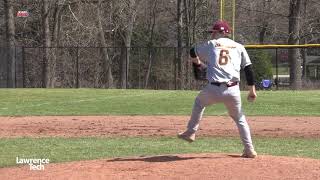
[192,56,201,65]
[247,86,257,102]
[247,92,257,102]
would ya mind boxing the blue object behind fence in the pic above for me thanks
[261,79,272,89]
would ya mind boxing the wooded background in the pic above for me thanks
[1,0,320,89]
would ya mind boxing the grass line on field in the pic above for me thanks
[0,89,319,116]
[0,137,319,168]
[23,93,152,108]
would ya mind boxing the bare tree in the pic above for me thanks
[288,0,304,89]
[118,0,139,89]
[0,1,6,87]
[42,0,51,87]
[258,0,271,44]
[183,0,191,88]
[301,0,308,78]
[52,0,65,47]
[191,0,197,43]
[96,0,114,88]
[144,0,158,88]
[4,0,16,88]
[177,0,183,89]
[49,0,66,87]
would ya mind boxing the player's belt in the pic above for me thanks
[210,81,238,87]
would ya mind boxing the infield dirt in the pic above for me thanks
[0,116,319,180]
[0,116,319,138]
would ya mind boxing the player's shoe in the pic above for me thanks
[177,131,196,143]
[241,148,257,158]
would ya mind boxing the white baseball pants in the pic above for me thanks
[186,83,254,150]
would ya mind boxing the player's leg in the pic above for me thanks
[178,84,222,141]
[223,86,256,157]
[187,84,222,132]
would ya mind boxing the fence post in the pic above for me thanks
[14,46,17,88]
[6,46,17,88]
[22,47,25,88]
[138,47,141,89]
[42,47,46,88]
[301,47,307,79]
[76,47,79,88]
[275,48,279,90]
[174,47,177,90]
[126,46,128,89]
[5,47,8,88]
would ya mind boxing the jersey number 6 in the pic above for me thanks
[219,49,229,65]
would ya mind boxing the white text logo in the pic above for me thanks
[16,157,50,170]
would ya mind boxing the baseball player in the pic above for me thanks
[178,20,257,158]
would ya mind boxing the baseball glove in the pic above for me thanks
[192,63,207,80]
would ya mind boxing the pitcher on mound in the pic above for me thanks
[178,20,257,158]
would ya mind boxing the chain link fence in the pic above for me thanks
[0,46,319,90]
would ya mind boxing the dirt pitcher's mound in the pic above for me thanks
[1,153,320,180]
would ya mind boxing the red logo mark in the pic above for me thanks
[17,11,29,17]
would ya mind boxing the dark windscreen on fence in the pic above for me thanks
[1,46,319,90]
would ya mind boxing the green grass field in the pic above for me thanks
[0,89,319,116]
[0,89,319,168]
[1,137,319,168]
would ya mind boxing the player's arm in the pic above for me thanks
[241,47,257,102]
[190,41,211,66]
[244,65,257,102]
[190,47,207,80]
[190,47,207,68]
[190,47,201,65]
